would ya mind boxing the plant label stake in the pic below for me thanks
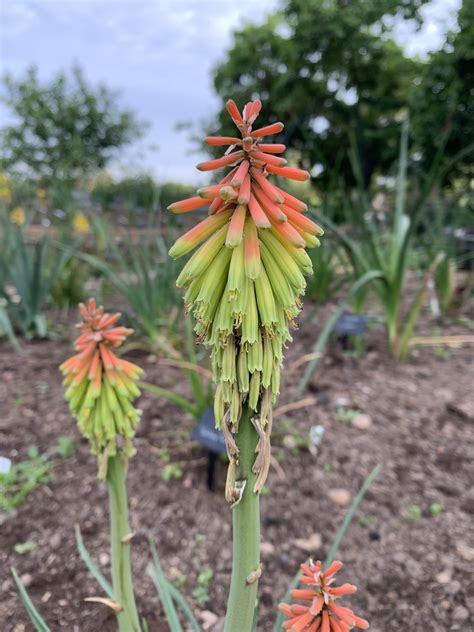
[334,311,370,350]
[191,407,226,491]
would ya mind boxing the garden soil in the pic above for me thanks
[1,305,473,631]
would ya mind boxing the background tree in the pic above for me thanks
[410,0,474,184]
[210,0,429,196]
[1,65,143,197]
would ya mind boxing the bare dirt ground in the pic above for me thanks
[1,303,473,631]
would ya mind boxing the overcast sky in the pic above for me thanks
[0,0,461,184]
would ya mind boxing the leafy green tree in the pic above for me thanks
[1,66,143,192]
[410,0,474,183]
[211,0,427,192]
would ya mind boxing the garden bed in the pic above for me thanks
[1,305,473,631]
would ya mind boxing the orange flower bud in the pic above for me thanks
[251,150,287,167]
[204,136,241,146]
[237,173,251,204]
[251,122,284,138]
[248,193,271,228]
[230,159,250,187]
[266,165,310,181]
[257,143,286,154]
[226,99,244,128]
[168,196,208,213]
[197,150,245,172]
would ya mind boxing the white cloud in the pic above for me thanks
[391,0,461,57]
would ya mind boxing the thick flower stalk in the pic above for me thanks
[60,298,143,477]
[60,299,142,631]
[279,560,369,631]
[169,99,323,494]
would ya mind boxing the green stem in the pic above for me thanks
[385,298,400,357]
[224,407,261,632]
[107,452,141,632]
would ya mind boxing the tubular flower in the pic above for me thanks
[168,99,323,497]
[60,298,143,477]
[278,560,369,631]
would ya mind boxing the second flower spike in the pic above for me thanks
[60,299,143,478]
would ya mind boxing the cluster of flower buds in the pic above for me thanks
[279,560,369,631]
[168,99,322,494]
[60,299,143,477]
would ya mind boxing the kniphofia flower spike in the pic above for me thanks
[278,560,369,631]
[168,99,323,497]
[60,299,143,477]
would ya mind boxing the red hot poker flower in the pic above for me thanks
[278,560,369,631]
[168,99,324,496]
[60,298,143,477]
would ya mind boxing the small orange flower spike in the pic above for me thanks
[278,560,369,632]
[60,299,143,476]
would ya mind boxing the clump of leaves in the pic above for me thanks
[430,503,444,517]
[1,228,76,339]
[158,448,183,482]
[162,463,183,482]
[0,447,51,511]
[192,567,213,605]
[55,436,75,459]
[406,504,422,522]
[14,541,37,555]
[336,407,361,424]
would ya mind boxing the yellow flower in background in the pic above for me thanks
[37,188,47,200]
[73,211,90,234]
[0,174,12,205]
[0,188,11,204]
[10,206,25,226]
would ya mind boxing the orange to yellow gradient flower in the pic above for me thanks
[60,299,143,477]
[168,99,323,495]
[278,560,369,631]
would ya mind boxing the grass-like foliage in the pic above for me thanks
[0,447,51,512]
[78,235,182,346]
[315,120,444,360]
[140,318,213,420]
[0,221,76,339]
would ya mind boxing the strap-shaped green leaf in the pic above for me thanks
[147,542,183,632]
[139,380,198,417]
[167,583,202,632]
[75,524,115,599]
[11,567,51,632]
